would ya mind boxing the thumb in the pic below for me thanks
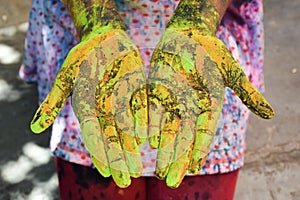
[199,35,275,119]
[226,59,274,119]
[30,52,81,133]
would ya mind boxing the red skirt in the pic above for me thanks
[55,157,239,200]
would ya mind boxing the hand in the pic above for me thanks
[148,28,274,188]
[30,29,147,188]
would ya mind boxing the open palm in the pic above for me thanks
[30,29,148,188]
[148,29,274,188]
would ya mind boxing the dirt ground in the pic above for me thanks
[0,0,299,199]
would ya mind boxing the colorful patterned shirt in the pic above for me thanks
[20,0,265,176]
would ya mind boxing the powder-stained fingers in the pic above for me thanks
[226,60,274,119]
[165,118,195,188]
[99,115,131,188]
[188,111,213,175]
[81,118,111,177]
[148,95,164,149]
[155,112,180,180]
[131,86,148,145]
[30,53,81,134]
[118,128,143,178]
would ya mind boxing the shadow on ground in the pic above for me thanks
[0,29,59,200]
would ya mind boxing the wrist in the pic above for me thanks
[63,0,125,40]
[167,0,230,35]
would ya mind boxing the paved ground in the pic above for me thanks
[0,0,299,199]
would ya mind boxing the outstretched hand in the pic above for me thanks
[148,28,274,188]
[30,29,148,188]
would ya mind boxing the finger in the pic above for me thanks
[91,156,111,177]
[188,112,213,174]
[110,168,131,188]
[147,55,180,148]
[112,95,144,178]
[131,86,148,145]
[30,61,79,133]
[155,112,180,179]
[165,119,194,188]
[148,83,180,148]
[226,60,274,119]
[81,118,111,177]
[148,93,164,149]
[100,116,131,188]
[166,150,190,188]
[97,93,132,188]
[118,127,143,178]
[97,86,131,187]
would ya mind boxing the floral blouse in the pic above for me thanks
[20,0,265,176]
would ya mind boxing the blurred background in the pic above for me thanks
[0,0,299,199]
